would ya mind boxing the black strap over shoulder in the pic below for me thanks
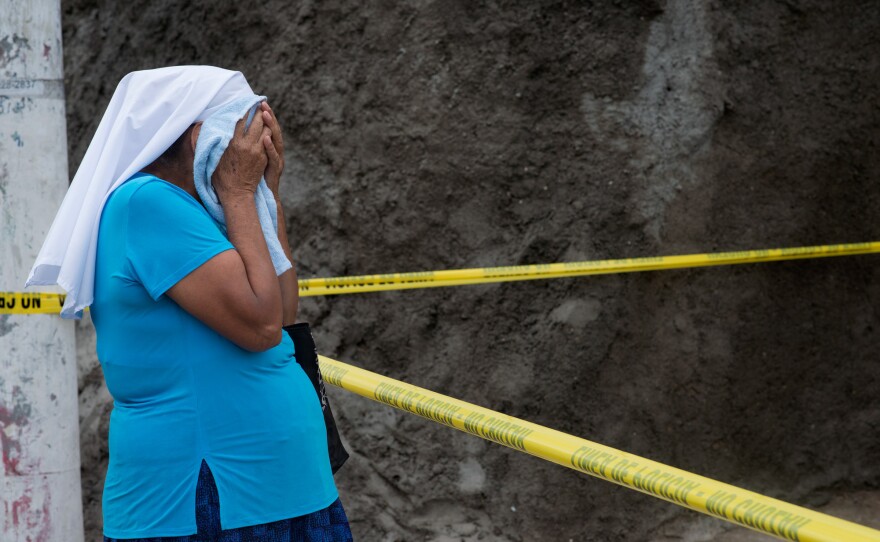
[284,322,350,474]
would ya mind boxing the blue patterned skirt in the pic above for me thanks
[104,460,353,541]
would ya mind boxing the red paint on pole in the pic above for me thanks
[0,385,30,475]
[37,480,52,542]
[0,431,22,475]
[3,477,51,540]
[10,492,30,526]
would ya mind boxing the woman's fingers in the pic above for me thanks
[233,115,248,137]
[263,134,281,162]
[260,103,285,186]
[261,110,276,136]
[247,108,265,140]
[261,103,284,157]
[263,133,281,171]
[262,131,283,194]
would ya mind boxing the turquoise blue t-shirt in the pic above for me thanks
[92,173,337,538]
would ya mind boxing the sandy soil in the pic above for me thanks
[63,0,880,540]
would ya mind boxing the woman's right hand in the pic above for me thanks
[212,109,271,202]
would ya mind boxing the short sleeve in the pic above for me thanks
[125,180,234,300]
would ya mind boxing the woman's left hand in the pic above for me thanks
[260,102,285,197]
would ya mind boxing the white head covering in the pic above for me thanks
[26,65,258,318]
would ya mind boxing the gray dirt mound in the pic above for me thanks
[64,1,880,540]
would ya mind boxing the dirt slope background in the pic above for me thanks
[62,1,880,540]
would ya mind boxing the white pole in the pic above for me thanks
[0,1,85,541]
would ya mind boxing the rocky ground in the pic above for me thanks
[62,0,880,540]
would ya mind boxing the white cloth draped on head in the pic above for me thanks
[26,65,259,319]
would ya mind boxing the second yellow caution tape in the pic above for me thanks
[300,241,880,296]
[318,355,880,542]
[5,241,880,314]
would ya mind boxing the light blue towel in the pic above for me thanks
[193,95,292,276]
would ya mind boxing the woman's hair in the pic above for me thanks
[152,125,192,169]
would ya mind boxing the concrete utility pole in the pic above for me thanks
[0,2,85,541]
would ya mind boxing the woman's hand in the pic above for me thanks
[260,102,285,197]
[259,102,297,325]
[213,110,271,203]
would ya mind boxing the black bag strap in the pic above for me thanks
[284,322,350,474]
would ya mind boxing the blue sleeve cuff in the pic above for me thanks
[147,244,234,301]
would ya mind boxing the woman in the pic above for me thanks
[27,67,351,541]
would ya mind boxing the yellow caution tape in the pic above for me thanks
[318,355,880,542]
[6,241,880,314]
[0,292,66,315]
[299,241,880,297]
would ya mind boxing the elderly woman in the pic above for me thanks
[27,67,351,541]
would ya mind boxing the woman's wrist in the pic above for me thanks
[217,187,256,206]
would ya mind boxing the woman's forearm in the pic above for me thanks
[222,192,283,326]
[275,201,298,326]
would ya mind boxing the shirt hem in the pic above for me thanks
[220,488,340,531]
[101,489,339,539]
[103,523,197,539]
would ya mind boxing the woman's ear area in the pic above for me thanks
[190,122,203,152]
